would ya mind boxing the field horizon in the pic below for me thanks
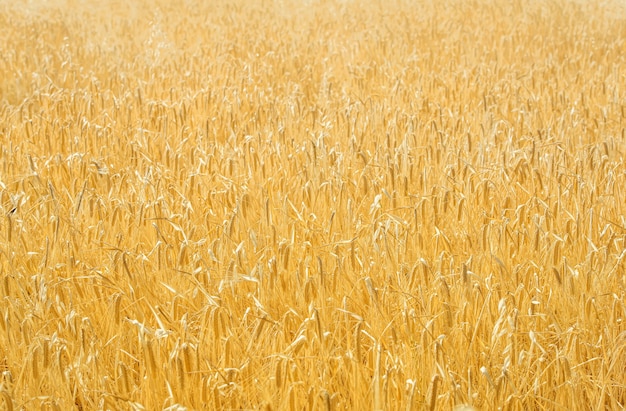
[1,0,626,409]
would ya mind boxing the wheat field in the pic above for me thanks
[1,0,625,409]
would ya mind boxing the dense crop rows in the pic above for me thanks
[1,0,626,409]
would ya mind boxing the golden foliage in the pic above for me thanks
[1,0,626,409]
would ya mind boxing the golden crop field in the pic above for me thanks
[1,0,626,409]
